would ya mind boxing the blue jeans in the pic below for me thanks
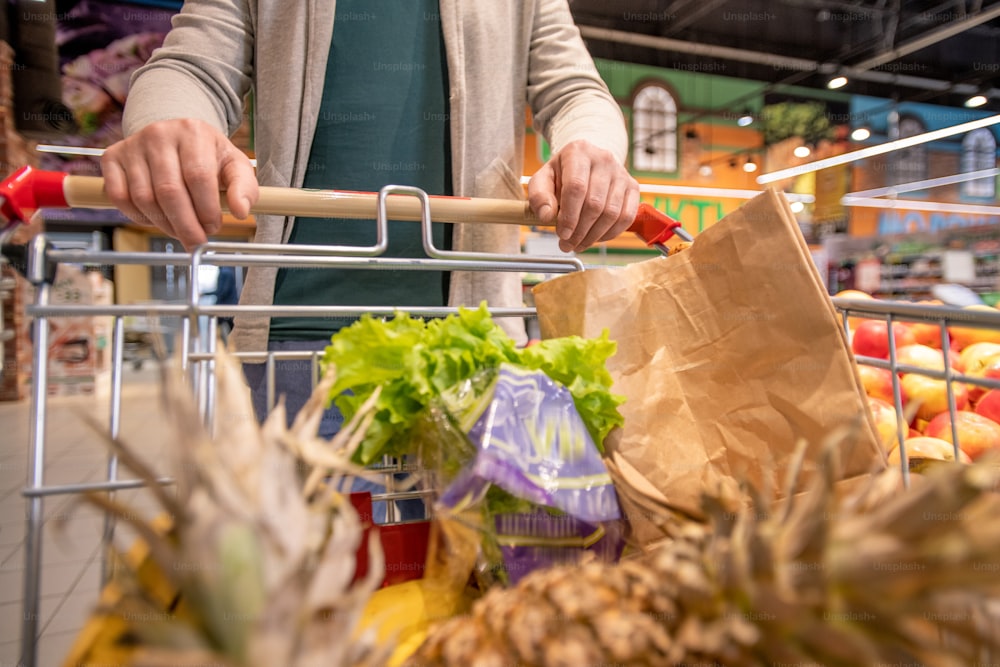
[243,339,425,523]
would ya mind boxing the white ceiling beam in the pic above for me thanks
[577,24,1000,98]
[849,3,1000,72]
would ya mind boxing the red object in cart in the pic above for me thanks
[349,492,431,588]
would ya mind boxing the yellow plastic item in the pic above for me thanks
[62,515,178,667]
[355,578,472,667]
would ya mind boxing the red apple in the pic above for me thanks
[857,365,897,403]
[905,301,948,349]
[852,320,916,360]
[958,342,1000,372]
[972,359,1000,403]
[901,373,969,422]
[958,342,1000,402]
[950,349,965,373]
[888,436,971,472]
[868,396,904,453]
[925,410,1000,461]
[895,343,951,373]
[948,305,1000,352]
[974,389,1000,427]
[909,321,944,349]
[834,289,875,331]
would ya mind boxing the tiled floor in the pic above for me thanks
[0,366,172,667]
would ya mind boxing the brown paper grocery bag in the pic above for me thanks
[533,189,885,543]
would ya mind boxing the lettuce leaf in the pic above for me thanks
[517,330,623,449]
[321,303,625,464]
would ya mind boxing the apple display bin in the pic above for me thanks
[833,296,1000,481]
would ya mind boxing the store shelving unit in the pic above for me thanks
[825,227,1000,303]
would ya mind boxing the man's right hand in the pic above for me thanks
[101,119,258,251]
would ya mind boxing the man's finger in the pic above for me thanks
[145,146,208,249]
[179,136,223,235]
[102,154,156,229]
[570,174,625,251]
[119,154,178,239]
[219,140,258,219]
[527,161,559,226]
[554,150,591,247]
[598,178,641,243]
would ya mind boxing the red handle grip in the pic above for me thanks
[627,202,691,247]
[0,166,69,230]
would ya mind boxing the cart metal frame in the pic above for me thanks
[13,186,583,666]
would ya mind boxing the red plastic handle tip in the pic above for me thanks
[627,202,684,246]
[0,166,69,229]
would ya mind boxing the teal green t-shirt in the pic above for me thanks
[270,0,451,340]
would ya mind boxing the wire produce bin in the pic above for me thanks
[11,186,583,667]
[833,286,1000,660]
[832,295,1000,488]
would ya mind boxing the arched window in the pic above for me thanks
[961,128,996,199]
[890,115,927,186]
[631,84,677,173]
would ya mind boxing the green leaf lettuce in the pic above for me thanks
[321,304,624,464]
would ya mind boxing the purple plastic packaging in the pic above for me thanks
[438,364,624,583]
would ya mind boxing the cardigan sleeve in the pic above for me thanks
[122,0,255,138]
[525,0,629,165]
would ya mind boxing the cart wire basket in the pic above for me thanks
[9,185,584,667]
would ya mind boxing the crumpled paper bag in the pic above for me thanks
[533,189,885,546]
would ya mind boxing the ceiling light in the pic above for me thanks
[757,113,1000,184]
[965,93,988,108]
[846,168,1000,198]
[850,127,871,141]
[827,75,848,89]
[789,201,805,213]
[743,157,758,173]
[737,110,754,127]
[841,196,1000,216]
[793,145,811,158]
[698,163,713,177]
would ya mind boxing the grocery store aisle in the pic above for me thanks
[0,366,173,667]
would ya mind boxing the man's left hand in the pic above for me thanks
[527,139,640,253]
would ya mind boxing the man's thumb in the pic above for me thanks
[221,153,258,219]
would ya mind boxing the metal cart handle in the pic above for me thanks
[0,165,691,249]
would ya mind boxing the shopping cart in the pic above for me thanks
[3,181,605,666]
[5,165,999,664]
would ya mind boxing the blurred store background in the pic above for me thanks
[2,0,1000,399]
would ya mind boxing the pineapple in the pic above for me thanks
[407,439,1000,667]
[67,346,391,667]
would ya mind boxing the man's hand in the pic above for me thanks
[527,139,640,253]
[101,119,258,251]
